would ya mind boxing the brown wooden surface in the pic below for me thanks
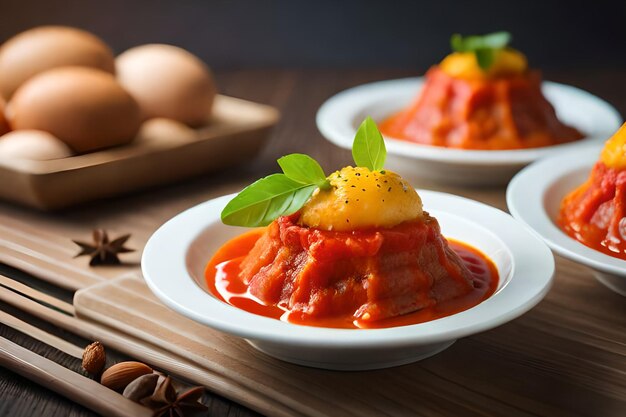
[1,69,626,416]
[73,273,626,417]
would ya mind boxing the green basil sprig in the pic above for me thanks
[352,116,387,171]
[221,174,318,227]
[221,117,388,227]
[450,31,511,70]
[277,153,330,189]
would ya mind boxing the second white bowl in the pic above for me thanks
[317,77,621,186]
[507,145,626,296]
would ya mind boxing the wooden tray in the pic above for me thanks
[0,95,279,210]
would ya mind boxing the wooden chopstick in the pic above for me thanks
[0,336,153,417]
[0,310,83,358]
[0,274,75,315]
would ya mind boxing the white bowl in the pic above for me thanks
[316,77,621,186]
[142,190,554,370]
[507,145,626,296]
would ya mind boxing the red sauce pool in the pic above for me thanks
[205,229,499,329]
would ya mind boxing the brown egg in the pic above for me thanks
[116,44,216,127]
[8,67,141,153]
[0,130,73,160]
[136,118,198,144]
[0,26,115,100]
[0,99,10,136]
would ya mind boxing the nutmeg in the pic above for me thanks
[100,361,153,391]
[82,341,106,375]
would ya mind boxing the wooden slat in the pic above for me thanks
[0,336,153,417]
[0,239,102,290]
[0,310,83,358]
[0,274,75,315]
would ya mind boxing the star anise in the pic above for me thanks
[141,376,207,417]
[73,229,134,266]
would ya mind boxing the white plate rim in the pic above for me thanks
[507,144,626,277]
[142,190,554,348]
[316,77,622,166]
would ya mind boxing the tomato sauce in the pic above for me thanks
[559,161,626,260]
[205,228,499,329]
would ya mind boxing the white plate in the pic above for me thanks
[507,145,626,296]
[317,77,622,186]
[142,190,554,370]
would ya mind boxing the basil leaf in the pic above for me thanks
[221,174,317,227]
[475,48,496,70]
[478,31,511,49]
[278,153,329,188]
[352,116,387,171]
[450,33,465,52]
[450,31,511,52]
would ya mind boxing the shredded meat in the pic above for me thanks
[239,213,474,321]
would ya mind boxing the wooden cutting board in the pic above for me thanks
[73,274,626,417]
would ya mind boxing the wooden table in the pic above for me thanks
[1,69,625,416]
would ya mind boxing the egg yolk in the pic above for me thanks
[440,48,528,80]
[601,123,626,169]
[299,167,423,231]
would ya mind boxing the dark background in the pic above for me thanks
[1,2,626,417]
[2,0,626,71]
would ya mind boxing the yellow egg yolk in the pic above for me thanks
[299,167,423,231]
[601,123,626,169]
[440,48,528,80]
